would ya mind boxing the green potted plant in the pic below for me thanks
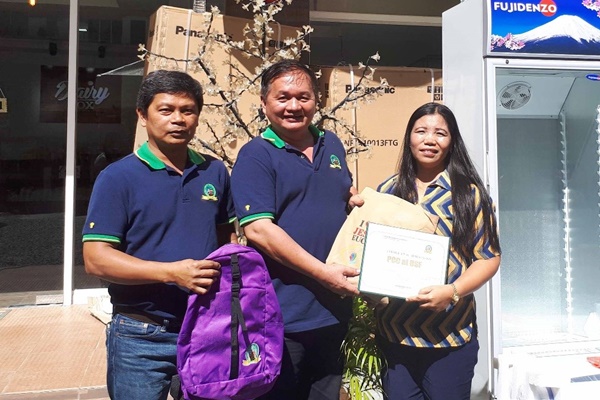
[341,297,385,400]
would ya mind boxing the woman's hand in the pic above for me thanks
[406,284,454,312]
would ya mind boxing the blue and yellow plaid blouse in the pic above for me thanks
[376,170,500,348]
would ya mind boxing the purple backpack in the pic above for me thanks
[177,243,284,400]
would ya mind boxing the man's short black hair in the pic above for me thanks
[136,70,204,115]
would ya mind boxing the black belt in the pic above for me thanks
[113,305,182,332]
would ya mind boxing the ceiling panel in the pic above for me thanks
[311,0,460,17]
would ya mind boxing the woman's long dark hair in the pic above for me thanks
[393,102,500,262]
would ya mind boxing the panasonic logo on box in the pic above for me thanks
[174,26,232,41]
[175,25,203,38]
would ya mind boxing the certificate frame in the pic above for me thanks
[358,222,450,299]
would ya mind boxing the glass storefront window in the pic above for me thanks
[0,1,153,307]
[0,3,74,307]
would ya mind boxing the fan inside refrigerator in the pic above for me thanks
[498,81,532,110]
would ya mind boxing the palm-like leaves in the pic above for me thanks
[341,297,385,399]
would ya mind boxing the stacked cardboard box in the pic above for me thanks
[318,66,443,191]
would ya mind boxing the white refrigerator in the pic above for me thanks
[443,1,600,399]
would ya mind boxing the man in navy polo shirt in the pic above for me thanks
[231,60,362,400]
[82,70,236,400]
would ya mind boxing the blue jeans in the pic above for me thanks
[106,313,179,400]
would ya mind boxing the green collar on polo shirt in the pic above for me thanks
[134,142,206,170]
[261,125,324,149]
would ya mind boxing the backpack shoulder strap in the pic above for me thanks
[229,253,252,379]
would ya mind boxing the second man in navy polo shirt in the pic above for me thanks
[83,70,237,400]
[231,59,362,400]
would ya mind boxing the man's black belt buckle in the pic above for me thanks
[114,306,182,333]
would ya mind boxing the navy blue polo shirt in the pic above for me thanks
[82,142,235,321]
[230,125,353,333]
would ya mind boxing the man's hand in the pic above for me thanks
[170,259,221,295]
[347,185,364,213]
[318,263,360,297]
[347,194,364,212]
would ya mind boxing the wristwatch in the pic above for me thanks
[450,283,460,306]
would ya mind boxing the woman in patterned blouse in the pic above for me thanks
[376,102,501,400]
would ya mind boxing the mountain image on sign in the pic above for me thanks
[494,15,600,54]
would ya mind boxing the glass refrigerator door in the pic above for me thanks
[495,66,600,348]
[492,64,600,398]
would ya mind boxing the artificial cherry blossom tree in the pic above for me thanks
[138,0,389,168]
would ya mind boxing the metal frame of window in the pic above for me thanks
[63,0,79,306]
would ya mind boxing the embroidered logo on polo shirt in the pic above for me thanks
[245,205,251,211]
[89,222,95,229]
[201,184,218,201]
[329,154,342,169]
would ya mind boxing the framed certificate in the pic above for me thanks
[358,222,450,299]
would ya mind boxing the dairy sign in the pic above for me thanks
[40,66,121,123]
[488,0,600,57]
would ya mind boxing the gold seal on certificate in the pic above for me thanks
[358,222,450,299]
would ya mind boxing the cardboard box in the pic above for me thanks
[134,6,300,163]
[318,66,443,191]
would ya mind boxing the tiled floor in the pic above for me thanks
[0,305,109,400]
